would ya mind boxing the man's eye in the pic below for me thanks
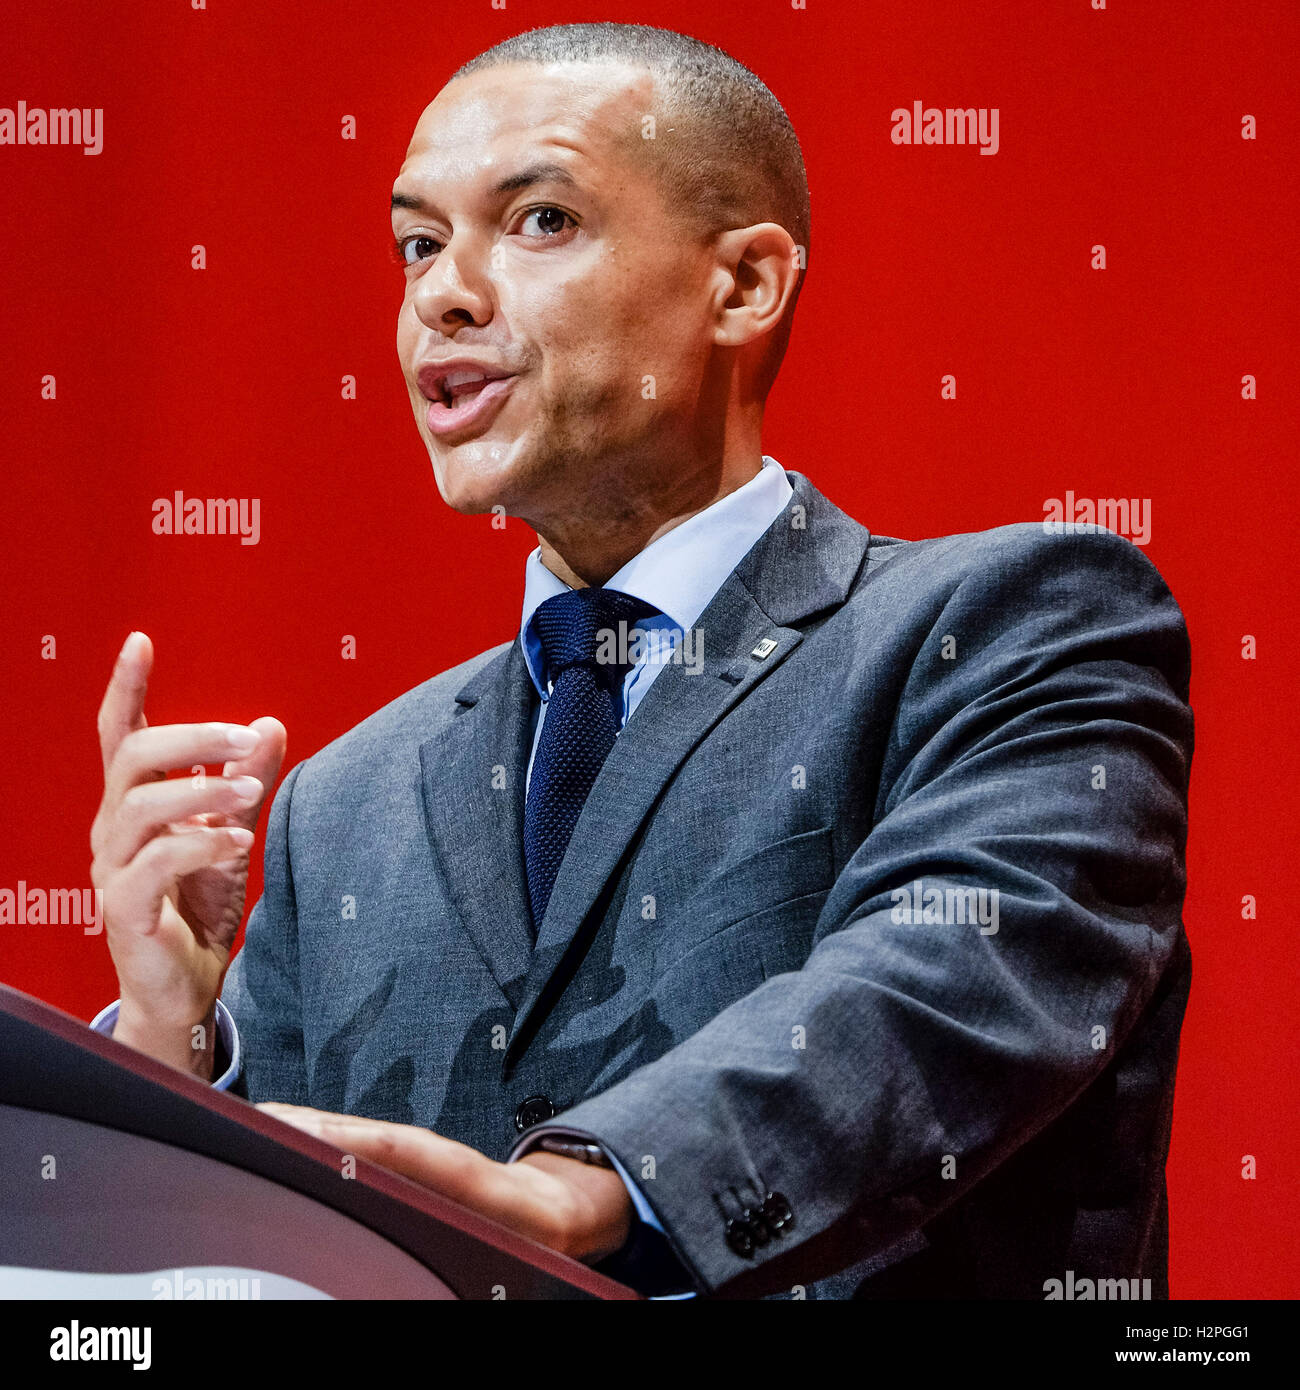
[397,234,440,266]
[518,206,576,238]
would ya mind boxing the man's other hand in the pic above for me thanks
[257,1102,634,1265]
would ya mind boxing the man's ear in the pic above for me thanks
[710,222,802,351]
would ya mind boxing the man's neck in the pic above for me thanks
[535,454,766,589]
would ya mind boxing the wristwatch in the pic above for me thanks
[533,1136,613,1168]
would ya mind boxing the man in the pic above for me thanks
[90,23,1193,1300]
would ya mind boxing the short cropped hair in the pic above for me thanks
[450,22,811,394]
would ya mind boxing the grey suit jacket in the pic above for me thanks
[222,469,1193,1299]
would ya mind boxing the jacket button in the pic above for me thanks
[725,1217,757,1258]
[514,1094,557,1132]
[762,1191,794,1232]
[743,1206,773,1245]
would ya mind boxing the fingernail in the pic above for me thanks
[118,631,139,659]
[229,775,262,802]
[228,827,255,847]
[226,727,260,753]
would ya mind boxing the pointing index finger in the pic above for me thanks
[98,631,152,779]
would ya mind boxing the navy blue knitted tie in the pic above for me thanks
[524,586,658,931]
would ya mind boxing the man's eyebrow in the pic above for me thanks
[391,162,580,214]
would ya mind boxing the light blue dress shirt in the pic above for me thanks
[91,455,795,1298]
[518,455,793,792]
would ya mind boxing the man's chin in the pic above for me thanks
[428,440,529,517]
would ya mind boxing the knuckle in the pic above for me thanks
[100,879,126,921]
[137,835,173,874]
[102,887,139,939]
[117,784,158,831]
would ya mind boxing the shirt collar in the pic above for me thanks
[519,455,793,697]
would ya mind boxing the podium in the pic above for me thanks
[0,984,639,1299]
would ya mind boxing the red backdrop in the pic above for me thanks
[1,0,1295,1298]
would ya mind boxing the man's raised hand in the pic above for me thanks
[90,631,286,1078]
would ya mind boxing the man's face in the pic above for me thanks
[392,62,719,530]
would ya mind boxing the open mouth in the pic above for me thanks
[434,371,500,408]
[425,371,518,435]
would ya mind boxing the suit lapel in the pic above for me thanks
[504,470,872,1059]
[418,641,536,1008]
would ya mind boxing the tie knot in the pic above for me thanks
[532,586,659,690]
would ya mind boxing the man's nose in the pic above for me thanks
[411,235,494,330]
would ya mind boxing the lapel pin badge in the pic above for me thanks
[751,638,778,659]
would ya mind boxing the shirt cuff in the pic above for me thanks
[507,1126,698,1299]
[89,999,241,1091]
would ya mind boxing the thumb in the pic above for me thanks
[221,716,287,831]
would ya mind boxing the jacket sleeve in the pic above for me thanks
[546,526,1194,1296]
[221,759,310,1105]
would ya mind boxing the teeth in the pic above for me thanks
[431,367,512,408]
[444,370,488,390]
